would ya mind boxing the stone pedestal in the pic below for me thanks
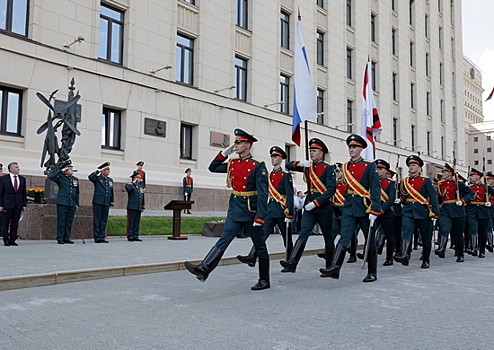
[17,204,93,240]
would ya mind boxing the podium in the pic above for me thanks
[164,200,194,240]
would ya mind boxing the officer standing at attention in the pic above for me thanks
[393,155,439,268]
[88,162,114,243]
[280,138,336,273]
[184,129,270,291]
[135,161,146,189]
[320,135,381,282]
[237,146,294,267]
[183,168,193,214]
[485,172,494,253]
[435,163,474,261]
[126,171,145,242]
[48,160,80,244]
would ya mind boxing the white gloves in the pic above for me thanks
[486,202,492,208]
[184,192,188,196]
[394,198,401,204]
[298,160,311,167]
[253,222,262,227]
[221,144,236,157]
[455,200,463,207]
[305,202,316,211]
[284,218,293,223]
[369,214,378,226]
[432,218,437,225]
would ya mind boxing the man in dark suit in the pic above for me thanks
[0,162,28,246]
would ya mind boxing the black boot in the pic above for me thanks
[363,251,378,282]
[251,258,270,290]
[324,244,334,269]
[394,240,411,266]
[280,240,306,273]
[487,231,493,253]
[317,250,325,258]
[319,244,346,278]
[383,239,394,266]
[347,235,357,263]
[470,236,478,256]
[478,237,487,258]
[237,245,257,267]
[434,236,448,258]
[450,235,456,250]
[421,246,431,268]
[184,246,223,282]
[376,232,385,255]
[456,242,465,262]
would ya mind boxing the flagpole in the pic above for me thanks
[304,121,311,201]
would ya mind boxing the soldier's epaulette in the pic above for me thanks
[251,157,263,163]
[127,182,133,185]
[320,160,332,166]
[281,169,290,174]
[362,159,373,163]
[229,157,240,162]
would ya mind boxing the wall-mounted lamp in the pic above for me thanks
[63,36,85,50]
[214,85,235,93]
[264,101,285,108]
[150,65,172,75]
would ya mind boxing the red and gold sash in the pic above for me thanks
[380,189,389,202]
[403,177,428,205]
[268,178,287,207]
[333,190,346,205]
[341,163,370,200]
[309,164,327,194]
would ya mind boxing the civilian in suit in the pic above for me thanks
[0,162,28,246]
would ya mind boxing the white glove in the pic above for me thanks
[486,202,492,208]
[305,202,316,211]
[455,200,463,207]
[394,198,401,204]
[284,218,293,223]
[369,214,378,226]
[432,218,437,225]
[253,222,262,227]
[221,144,236,157]
[299,160,311,167]
[184,192,188,196]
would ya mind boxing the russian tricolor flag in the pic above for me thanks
[486,87,494,102]
[360,61,382,161]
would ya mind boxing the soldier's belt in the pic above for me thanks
[232,190,257,197]
[347,190,357,195]
[442,200,457,204]
[470,201,486,205]
[406,198,421,203]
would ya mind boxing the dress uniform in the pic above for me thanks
[126,172,145,241]
[393,155,439,268]
[373,159,396,266]
[183,168,193,214]
[465,168,494,258]
[485,172,494,253]
[237,146,294,267]
[48,160,80,244]
[184,129,270,290]
[135,161,146,188]
[88,162,114,243]
[320,135,381,282]
[386,168,403,257]
[435,163,474,261]
[280,138,336,273]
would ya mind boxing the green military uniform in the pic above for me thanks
[88,162,114,243]
[126,172,145,241]
[48,161,80,244]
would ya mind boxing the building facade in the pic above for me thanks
[0,0,466,209]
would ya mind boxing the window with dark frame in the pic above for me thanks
[347,100,353,133]
[0,0,29,36]
[392,73,398,101]
[410,41,415,67]
[182,0,195,4]
[234,56,247,101]
[317,31,324,66]
[427,131,431,155]
[280,11,290,49]
[98,4,124,65]
[317,89,324,125]
[474,160,479,165]
[392,28,397,55]
[347,47,353,79]
[235,0,248,29]
[176,34,194,85]
[346,0,352,27]
[425,14,429,38]
[409,0,414,26]
[426,92,431,116]
[450,0,454,25]
[411,125,416,151]
[317,0,324,9]
[441,137,444,159]
[0,86,22,136]
[180,124,193,160]
[438,0,443,13]
[371,61,377,91]
[410,83,415,109]
[101,107,121,150]
[426,52,430,77]
[371,14,377,43]
[280,75,289,114]
[392,0,396,11]
[439,26,443,50]
[440,99,445,122]
[474,149,478,154]
[393,118,398,146]
[440,62,444,86]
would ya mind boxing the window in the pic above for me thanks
[317,0,324,8]
[427,131,431,155]
[474,160,479,165]
[440,63,444,86]
[347,100,353,133]
[488,136,492,141]
[0,86,22,135]
[450,0,455,25]
[438,0,443,13]
[409,0,414,26]
[101,107,121,149]
[410,41,415,67]
[452,106,457,128]
[182,0,195,4]
[426,53,430,77]
[176,34,194,85]
[280,75,289,114]
[452,71,456,94]
[371,14,377,43]
[439,27,443,50]
[474,149,479,154]
[474,137,478,142]
[317,31,324,66]
[346,0,352,27]
[451,37,455,60]
[99,4,124,64]
[347,47,353,79]
[392,0,396,12]
[234,56,247,101]
[280,11,290,49]
[411,125,416,151]
[393,118,398,146]
[488,148,492,153]
[371,61,377,91]
[392,28,397,55]
[441,137,445,159]
[410,83,415,109]
[235,0,248,29]
[426,92,431,116]
[489,160,492,165]
[317,89,324,125]
[0,0,28,36]
[425,14,429,38]
[440,99,445,122]
[180,124,193,160]
[392,73,398,101]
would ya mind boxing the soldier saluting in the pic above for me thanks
[48,160,80,244]
[126,171,145,242]
[88,162,114,243]
[184,129,270,291]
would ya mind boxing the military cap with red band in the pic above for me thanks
[442,163,454,173]
[269,146,287,159]
[406,155,424,167]
[308,138,329,153]
[469,168,483,177]
[486,172,494,179]
[386,169,396,177]
[375,159,390,170]
[346,134,368,149]
[234,128,258,143]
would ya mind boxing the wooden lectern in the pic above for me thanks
[164,200,194,240]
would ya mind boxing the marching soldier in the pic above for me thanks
[183,168,193,214]
[184,129,270,290]
[393,155,439,268]
[279,138,336,273]
[320,135,381,282]
[48,160,80,244]
[386,168,403,258]
[435,163,474,262]
[486,172,494,253]
[373,159,396,266]
[126,172,145,241]
[237,146,294,267]
[135,161,146,188]
[88,162,114,243]
[465,168,494,258]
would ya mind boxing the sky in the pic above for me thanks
[462,0,494,121]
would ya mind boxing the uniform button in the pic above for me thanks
[244,177,247,179]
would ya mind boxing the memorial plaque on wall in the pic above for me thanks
[145,118,166,137]
[210,131,230,148]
